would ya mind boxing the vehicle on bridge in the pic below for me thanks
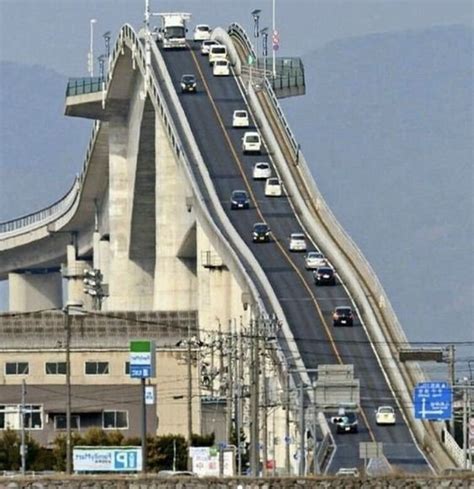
[288,233,307,252]
[232,110,250,128]
[157,13,191,49]
[304,251,327,269]
[336,467,360,477]
[242,131,262,154]
[213,59,230,76]
[334,411,359,434]
[333,306,354,326]
[180,74,197,93]
[264,177,282,197]
[253,162,271,180]
[314,265,337,286]
[375,406,396,425]
[193,24,211,41]
[209,45,227,65]
[201,39,219,55]
[252,222,271,242]
[230,190,250,210]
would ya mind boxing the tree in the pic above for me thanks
[146,435,187,472]
[191,432,215,447]
[0,429,20,471]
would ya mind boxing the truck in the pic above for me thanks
[157,13,191,49]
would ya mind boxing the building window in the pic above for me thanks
[85,361,109,375]
[125,361,130,375]
[0,405,42,430]
[45,362,67,375]
[103,410,128,429]
[5,362,29,375]
[54,415,80,430]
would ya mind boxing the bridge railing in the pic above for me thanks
[66,77,104,96]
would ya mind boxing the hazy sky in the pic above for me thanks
[0,0,472,76]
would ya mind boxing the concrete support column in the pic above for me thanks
[8,271,62,312]
[66,244,90,307]
[153,112,197,311]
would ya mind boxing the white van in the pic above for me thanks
[264,177,282,197]
[242,131,262,153]
[213,59,230,76]
[209,45,227,65]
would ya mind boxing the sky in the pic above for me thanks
[0,1,473,369]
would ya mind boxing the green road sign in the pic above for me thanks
[248,54,254,65]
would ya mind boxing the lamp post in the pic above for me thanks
[260,27,269,77]
[103,31,111,62]
[88,19,97,77]
[98,55,106,82]
[272,0,277,77]
[251,9,261,69]
[64,301,85,474]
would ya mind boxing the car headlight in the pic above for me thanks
[253,232,258,237]
[192,83,196,87]
[181,83,185,88]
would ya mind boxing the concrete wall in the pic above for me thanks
[8,272,62,312]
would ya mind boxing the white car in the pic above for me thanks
[289,233,307,252]
[375,406,396,425]
[242,131,262,153]
[232,110,249,128]
[201,39,219,55]
[304,251,327,270]
[253,162,271,180]
[264,177,282,197]
[213,59,230,76]
[193,24,211,42]
[336,468,360,478]
[209,45,227,65]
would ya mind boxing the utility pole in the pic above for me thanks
[65,309,72,475]
[187,325,193,448]
[226,325,234,444]
[262,332,268,475]
[285,371,291,474]
[250,314,260,476]
[299,382,305,476]
[141,378,147,473]
[20,379,26,475]
[448,345,456,436]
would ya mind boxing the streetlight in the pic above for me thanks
[272,0,277,78]
[251,9,261,69]
[97,55,106,82]
[260,27,269,77]
[88,19,97,77]
[103,31,111,62]
[63,301,85,474]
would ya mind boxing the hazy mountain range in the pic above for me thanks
[1,26,472,361]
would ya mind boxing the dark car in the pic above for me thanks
[252,222,270,242]
[230,190,250,209]
[313,266,336,286]
[180,74,197,93]
[335,412,358,434]
[333,306,354,326]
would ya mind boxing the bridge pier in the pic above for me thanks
[8,270,62,312]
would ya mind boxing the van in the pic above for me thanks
[264,177,282,196]
[209,45,227,65]
[242,131,262,153]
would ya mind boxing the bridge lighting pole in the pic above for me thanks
[97,55,106,82]
[103,31,111,68]
[272,0,276,78]
[88,19,97,77]
[261,28,269,77]
[251,9,261,69]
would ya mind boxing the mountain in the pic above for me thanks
[0,62,91,221]
[281,25,473,347]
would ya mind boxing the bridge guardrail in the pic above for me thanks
[66,77,104,96]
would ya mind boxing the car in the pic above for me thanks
[252,222,271,242]
[232,110,250,128]
[304,251,327,270]
[314,266,336,286]
[157,470,197,478]
[213,59,230,76]
[193,24,211,42]
[336,468,360,477]
[332,306,353,326]
[230,190,250,209]
[334,411,358,434]
[201,39,219,55]
[180,74,197,93]
[289,233,307,252]
[264,177,282,197]
[209,45,227,65]
[242,131,262,153]
[253,162,271,180]
[375,406,396,425]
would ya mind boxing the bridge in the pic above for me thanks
[0,21,460,475]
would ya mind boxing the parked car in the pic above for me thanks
[336,468,360,477]
[332,306,353,326]
[158,470,197,478]
[334,411,358,434]
[289,233,307,252]
[209,44,227,65]
[232,110,250,128]
[242,131,262,153]
[213,59,230,76]
[230,190,250,209]
[201,39,219,55]
[264,177,282,197]
[253,162,271,180]
[304,251,326,270]
[193,24,211,41]
[375,406,396,425]
[252,222,271,242]
[314,266,336,286]
[180,74,197,93]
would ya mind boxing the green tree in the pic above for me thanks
[0,429,20,470]
[146,435,187,472]
[191,432,215,447]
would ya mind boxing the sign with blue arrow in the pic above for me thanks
[414,381,452,420]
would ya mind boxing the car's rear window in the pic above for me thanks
[216,60,228,65]
[308,252,323,258]
[198,26,210,31]
[379,407,393,413]
[291,234,305,240]
[211,47,226,54]
[336,307,351,314]
[246,135,260,143]
[267,178,279,185]
[233,191,247,199]
[256,163,269,168]
[182,76,195,82]
[254,224,268,232]
[236,111,247,117]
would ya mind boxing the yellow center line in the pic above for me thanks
[188,46,376,442]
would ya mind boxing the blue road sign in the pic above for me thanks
[414,382,452,420]
[114,450,140,470]
[130,365,151,378]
